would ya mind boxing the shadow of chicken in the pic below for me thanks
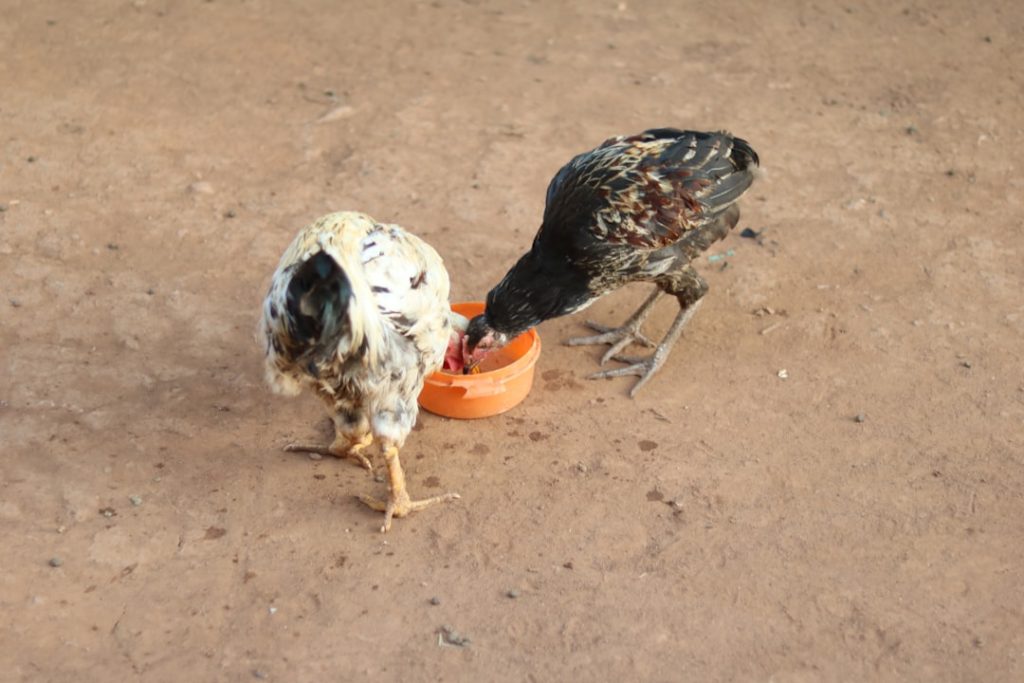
[259,212,461,531]
[464,128,760,396]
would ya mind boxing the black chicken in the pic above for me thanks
[463,128,759,396]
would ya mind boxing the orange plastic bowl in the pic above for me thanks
[418,301,541,419]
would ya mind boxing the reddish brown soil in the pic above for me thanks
[2,1,1023,680]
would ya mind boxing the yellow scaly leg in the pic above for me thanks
[358,443,460,532]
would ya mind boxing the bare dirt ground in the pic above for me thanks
[2,1,1023,680]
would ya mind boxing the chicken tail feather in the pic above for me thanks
[284,251,353,359]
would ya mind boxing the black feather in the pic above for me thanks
[284,251,353,360]
[479,128,759,341]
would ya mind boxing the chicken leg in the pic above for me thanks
[358,442,460,532]
[588,268,708,397]
[564,287,661,364]
[284,431,374,471]
[589,299,703,397]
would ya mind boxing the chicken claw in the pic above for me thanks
[588,298,703,397]
[565,320,656,364]
[358,444,459,532]
[588,350,667,398]
[563,288,661,365]
[283,432,374,472]
[358,490,461,533]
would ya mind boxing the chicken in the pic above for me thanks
[259,211,461,531]
[463,128,759,396]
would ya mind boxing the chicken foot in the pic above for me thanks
[284,432,374,471]
[358,443,460,532]
[589,298,704,397]
[564,287,661,365]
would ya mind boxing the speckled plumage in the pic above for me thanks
[260,212,459,530]
[260,211,451,443]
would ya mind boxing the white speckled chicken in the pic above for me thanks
[259,212,461,532]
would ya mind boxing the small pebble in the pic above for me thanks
[252,670,268,680]
[438,625,470,647]
[107,242,119,250]
[563,561,574,570]
[187,181,214,195]
[960,360,972,369]
[9,298,21,308]
[777,369,789,379]
[308,452,322,461]
[739,227,761,239]
[854,413,866,423]
[373,473,385,483]
[429,596,441,606]
[224,209,237,219]
[506,589,520,599]
[49,557,63,567]
[129,495,143,507]
[27,156,37,163]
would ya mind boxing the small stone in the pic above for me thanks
[960,360,972,369]
[374,473,385,483]
[438,625,470,647]
[268,606,277,615]
[777,369,789,379]
[223,209,236,219]
[9,298,21,308]
[49,557,63,567]
[562,561,574,570]
[27,156,37,163]
[252,670,268,680]
[56,525,67,534]
[307,452,322,461]
[905,125,917,135]
[854,413,866,423]
[429,596,441,606]
[187,181,214,195]
[739,227,761,239]
[129,495,143,507]
[505,589,520,599]
[106,242,119,250]
[100,507,116,518]
[317,104,355,123]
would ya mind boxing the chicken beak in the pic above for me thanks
[463,358,481,375]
